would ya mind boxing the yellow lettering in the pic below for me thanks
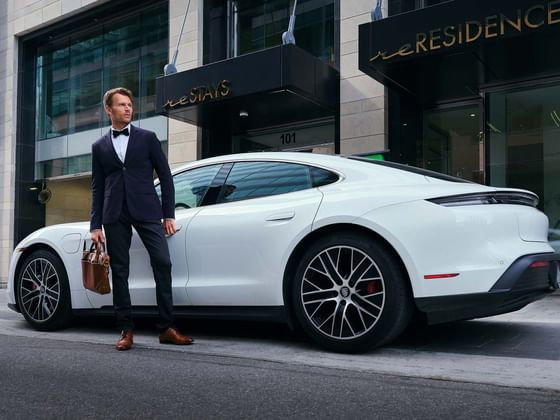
[443,26,456,47]
[429,28,442,50]
[458,24,463,44]
[384,44,413,59]
[485,15,498,38]
[369,51,384,62]
[219,80,232,96]
[189,88,199,104]
[549,0,560,24]
[416,32,428,53]
[465,21,482,43]
[203,86,215,101]
[525,5,545,28]
[500,11,522,34]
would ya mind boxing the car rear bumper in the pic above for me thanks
[415,253,560,324]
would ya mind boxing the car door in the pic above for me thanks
[185,161,326,306]
[85,163,223,308]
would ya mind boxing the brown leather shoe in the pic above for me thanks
[159,327,194,345]
[116,330,133,351]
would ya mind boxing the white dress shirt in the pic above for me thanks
[111,124,131,163]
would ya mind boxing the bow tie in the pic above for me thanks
[112,128,129,137]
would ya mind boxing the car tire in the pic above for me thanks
[292,232,413,353]
[16,249,72,331]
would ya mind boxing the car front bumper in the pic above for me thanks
[415,253,560,324]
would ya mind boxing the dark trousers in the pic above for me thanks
[104,207,173,332]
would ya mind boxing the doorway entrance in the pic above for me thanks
[421,103,484,183]
[487,83,560,251]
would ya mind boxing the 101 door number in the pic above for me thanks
[280,132,296,145]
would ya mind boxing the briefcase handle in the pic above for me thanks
[83,239,107,254]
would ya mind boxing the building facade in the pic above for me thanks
[1,0,558,286]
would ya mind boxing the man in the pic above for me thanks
[90,87,194,351]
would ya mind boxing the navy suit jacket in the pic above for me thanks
[90,125,175,231]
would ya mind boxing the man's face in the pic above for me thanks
[105,93,133,128]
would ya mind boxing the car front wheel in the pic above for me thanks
[16,249,72,331]
[292,232,412,353]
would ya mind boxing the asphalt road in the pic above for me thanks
[0,290,559,419]
[0,335,559,420]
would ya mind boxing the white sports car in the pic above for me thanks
[7,152,560,352]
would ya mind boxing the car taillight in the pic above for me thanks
[529,261,550,269]
[427,192,538,208]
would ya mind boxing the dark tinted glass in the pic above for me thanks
[203,0,334,65]
[310,166,338,187]
[155,164,222,208]
[35,3,168,140]
[389,0,447,15]
[220,161,312,202]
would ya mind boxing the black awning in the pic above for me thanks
[359,0,560,103]
[156,44,338,131]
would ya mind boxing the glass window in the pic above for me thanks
[36,44,70,139]
[69,31,104,133]
[35,3,168,141]
[220,0,334,64]
[219,161,312,202]
[389,0,448,15]
[310,166,338,187]
[487,84,560,251]
[420,104,484,183]
[156,164,223,209]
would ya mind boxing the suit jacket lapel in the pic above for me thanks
[123,125,135,164]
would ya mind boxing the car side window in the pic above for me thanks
[310,166,339,187]
[156,164,222,209]
[219,161,312,203]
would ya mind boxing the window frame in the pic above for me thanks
[155,163,225,209]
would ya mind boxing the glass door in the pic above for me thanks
[421,103,484,183]
[487,83,560,251]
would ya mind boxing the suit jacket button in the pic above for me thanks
[123,167,126,171]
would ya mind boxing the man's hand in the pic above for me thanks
[163,218,176,236]
[91,229,105,244]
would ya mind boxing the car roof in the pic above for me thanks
[169,152,464,185]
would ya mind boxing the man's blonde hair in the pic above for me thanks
[103,87,133,107]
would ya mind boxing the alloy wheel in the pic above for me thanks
[300,245,386,340]
[19,257,61,323]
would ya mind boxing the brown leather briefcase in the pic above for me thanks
[81,241,111,295]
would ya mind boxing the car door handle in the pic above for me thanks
[265,212,295,222]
